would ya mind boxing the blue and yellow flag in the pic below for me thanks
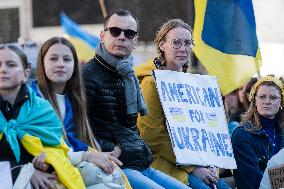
[193,0,262,95]
[60,13,100,63]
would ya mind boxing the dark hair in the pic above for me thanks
[245,77,258,94]
[155,19,193,73]
[103,9,139,30]
[0,45,29,69]
[36,37,96,149]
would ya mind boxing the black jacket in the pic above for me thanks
[83,55,152,170]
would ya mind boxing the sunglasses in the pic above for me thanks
[104,27,138,39]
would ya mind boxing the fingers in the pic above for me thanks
[203,176,211,185]
[43,177,57,189]
[97,159,114,174]
[109,155,123,166]
[31,169,58,189]
[206,168,218,184]
[32,153,49,171]
[207,174,218,184]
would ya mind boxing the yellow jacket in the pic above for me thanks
[135,59,195,184]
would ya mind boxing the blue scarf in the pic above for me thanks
[0,87,62,162]
[30,80,88,151]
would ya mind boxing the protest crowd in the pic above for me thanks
[0,6,283,189]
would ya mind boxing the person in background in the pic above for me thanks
[135,19,231,189]
[225,77,258,136]
[83,9,191,189]
[232,76,284,189]
[0,44,85,189]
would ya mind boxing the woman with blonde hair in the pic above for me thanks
[135,19,230,189]
[232,76,284,189]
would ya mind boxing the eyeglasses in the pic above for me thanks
[170,39,195,50]
[256,95,281,104]
[104,27,138,39]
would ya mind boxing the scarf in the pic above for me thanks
[0,87,63,162]
[95,43,147,116]
[30,80,88,152]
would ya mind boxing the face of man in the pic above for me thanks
[100,14,138,58]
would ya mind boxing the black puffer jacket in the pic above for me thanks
[83,55,153,170]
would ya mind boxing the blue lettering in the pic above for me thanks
[212,133,225,156]
[177,84,188,103]
[201,129,209,152]
[188,110,195,122]
[184,84,197,104]
[181,127,194,150]
[202,88,211,107]
[190,128,202,151]
[161,81,172,101]
[221,134,233,157]
[168,83,181,102]
[172,127,185,149]
[196,87,205,106]
[208,132,216,154]
[208,88,221,107]
[191,86,200,104]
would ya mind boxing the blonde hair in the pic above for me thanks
[241,77,284,130]
[154,19,193,73]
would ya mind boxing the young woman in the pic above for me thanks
[135,19,230,189]
[0,44,85,189]
[232,76,284,189]
[30,37,130,188]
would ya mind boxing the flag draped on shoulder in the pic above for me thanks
[60,13,100,63]
[193,0,262,95]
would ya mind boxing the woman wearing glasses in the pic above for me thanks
[232,76,284,189]
[135,19,230,189]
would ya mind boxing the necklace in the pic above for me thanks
[262,128,276,147]
[94,56,117,72]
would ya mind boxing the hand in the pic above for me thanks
[192,167,218,185]
[31,169,58,189]
[113,145,122,158]
[32,153,50,171]
[83,151,123,174]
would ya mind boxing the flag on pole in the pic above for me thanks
[60,13,100,63]
[193,0,262,95]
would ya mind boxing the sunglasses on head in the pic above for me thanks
[104,27,138,39]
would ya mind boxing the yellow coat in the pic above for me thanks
[135,59,195,185]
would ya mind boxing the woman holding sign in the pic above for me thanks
[232,76,284,189]
[135,19,230,189]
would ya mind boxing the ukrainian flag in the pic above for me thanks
[193,0,262,95]
[60,13,100,63]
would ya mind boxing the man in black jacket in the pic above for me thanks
[83,9,190,189]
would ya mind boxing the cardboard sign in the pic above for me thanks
[269,164,284,189]
[153,70,237,169]
[0,161,13,189]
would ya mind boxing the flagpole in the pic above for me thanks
[99,0,107,18]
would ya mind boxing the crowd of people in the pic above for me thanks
[0,8,283,189]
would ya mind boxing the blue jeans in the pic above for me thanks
[123,167,191,189]
[188,174,231,189]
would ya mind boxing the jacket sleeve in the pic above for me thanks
[138,76,194,172]
[232,127,264,189]
[83,67,117,152]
